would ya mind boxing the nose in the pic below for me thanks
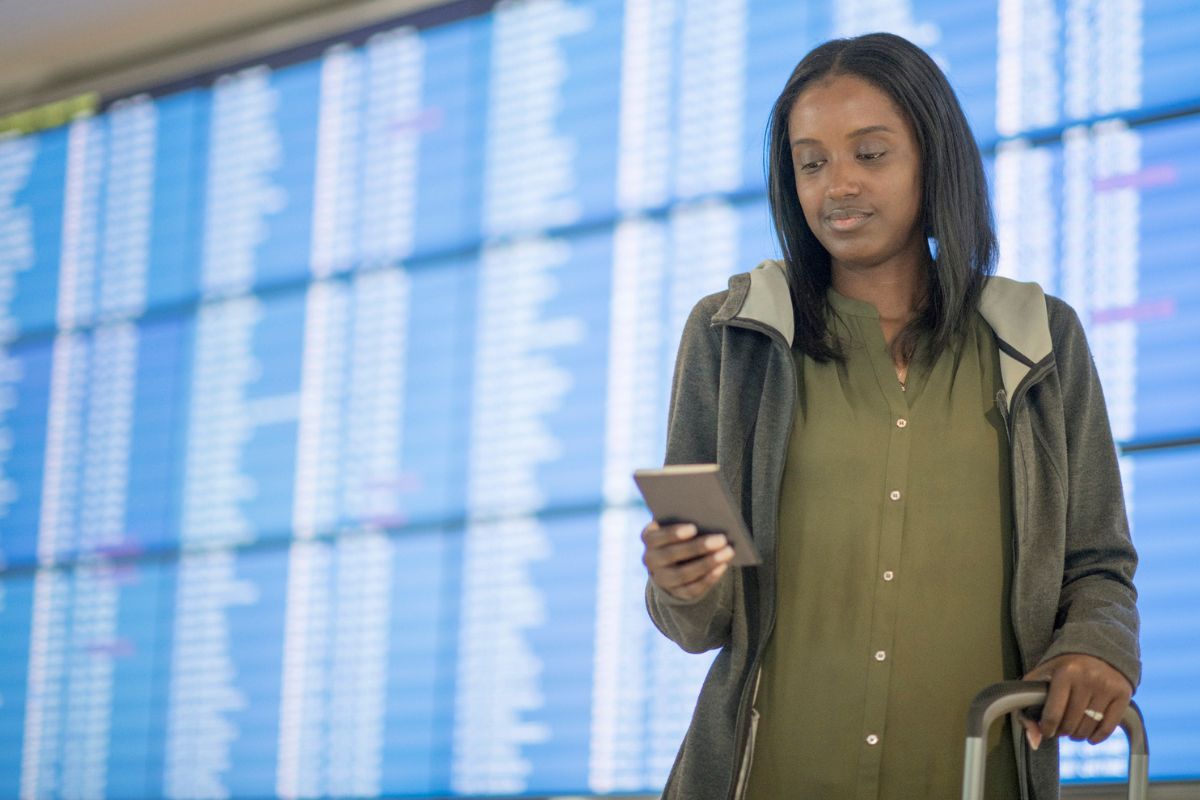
[825,157,861,199]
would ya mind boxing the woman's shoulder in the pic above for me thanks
[680,264,760,326]
[678,260,794,348]
[980,276,1092,352]
[980,275,1080,321]
[1032,291,1090,353]
[689,287,733,318]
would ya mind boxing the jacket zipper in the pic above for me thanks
[995,388,1032,800]
[715,317,796,800]
[995,356,1054,800]
[999,356,1054,670]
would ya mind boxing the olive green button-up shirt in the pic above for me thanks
[744,288,1022,799]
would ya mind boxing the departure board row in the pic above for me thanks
[3,0,1200,331]
[0,0,1197,796]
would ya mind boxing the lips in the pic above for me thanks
[825,208,872,232]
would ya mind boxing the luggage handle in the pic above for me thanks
[962,680,1149,800]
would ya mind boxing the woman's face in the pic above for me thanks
[787,74,927,276]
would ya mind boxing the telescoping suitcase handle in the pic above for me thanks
[962,680,1149,800]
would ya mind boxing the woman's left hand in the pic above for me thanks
[1019,653,1134,749]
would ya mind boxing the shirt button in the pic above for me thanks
[883,570,894,581]
[896,418,907,428]
[889,490,901,501]
[874,650,887,661]
[866,734,879,745]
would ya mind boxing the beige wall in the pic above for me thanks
[0,0,446,115]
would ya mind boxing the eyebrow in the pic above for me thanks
[790,124,896,149]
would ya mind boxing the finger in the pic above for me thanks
[640,519,661,541]
[1088,695,1128,745]
[1060,683,1097,742]
[644,532,727,572]
[1066,698,1101,742]
[657,546,734,592]
[1018,714,1043,751]
[670,560,729,601]
[648,521,708,548]
[662,533,728,564]
[666,558,729,601]
[642,523,700,568]
[1039,672,1071,739]
[642,521,694,548]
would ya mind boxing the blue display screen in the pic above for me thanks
[0,0,1197,795]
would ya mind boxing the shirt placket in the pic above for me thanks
[856,368,913,799]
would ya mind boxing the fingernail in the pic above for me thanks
[705,535,724,550]
[1026,727,1041,751]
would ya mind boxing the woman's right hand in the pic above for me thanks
[641,520,735,601]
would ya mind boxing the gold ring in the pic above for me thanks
[1083,708,1104,722]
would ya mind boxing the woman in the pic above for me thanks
[640,32,1140,799]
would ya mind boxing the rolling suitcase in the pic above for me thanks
[962,680,1149,800]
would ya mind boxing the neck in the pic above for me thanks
[830,258,928,324]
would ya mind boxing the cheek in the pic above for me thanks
[794,180,822,225]
[902,187,925,233]
[902,171,923,220]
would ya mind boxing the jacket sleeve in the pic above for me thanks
[1038,298,1142,688]
[644,293,737,654]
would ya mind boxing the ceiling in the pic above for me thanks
[0,0,446,115]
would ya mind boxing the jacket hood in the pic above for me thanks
[714,259,1053,409]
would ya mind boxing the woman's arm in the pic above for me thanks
[1023,298,1141,746]
[1040,298,1140,682]
[643,293,737,654]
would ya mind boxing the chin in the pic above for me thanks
[825,247,879,268]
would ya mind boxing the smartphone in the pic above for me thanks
[632,464,762,566]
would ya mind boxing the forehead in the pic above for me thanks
[787,74,912,141]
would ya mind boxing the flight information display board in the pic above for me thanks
[0,0,1197,796]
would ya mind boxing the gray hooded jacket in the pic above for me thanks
[646,260,1140,800]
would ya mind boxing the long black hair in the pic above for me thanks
[765,32,996,364]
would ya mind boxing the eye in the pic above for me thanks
[798,159,824,173]
[858,151,886,161]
